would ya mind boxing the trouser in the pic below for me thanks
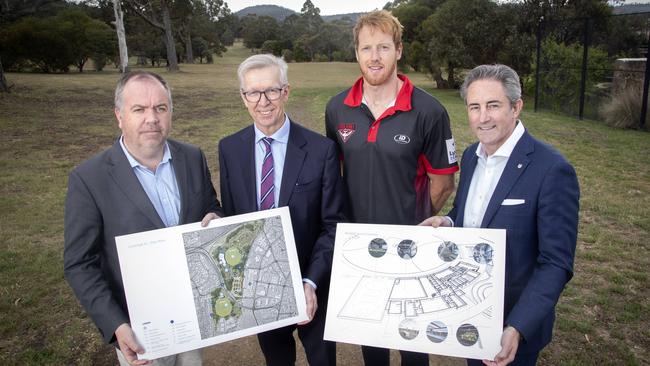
[361,345,429,366]
[257,313,336,366]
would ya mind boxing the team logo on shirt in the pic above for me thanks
[337,123,356,143]
[393,134,411,144]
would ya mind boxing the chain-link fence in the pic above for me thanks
[533,12,649,129]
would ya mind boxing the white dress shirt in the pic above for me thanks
[463,121,525,228]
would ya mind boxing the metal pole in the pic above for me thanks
[640,28,650,129]
[534,18,543,112]
[578,18,591,120]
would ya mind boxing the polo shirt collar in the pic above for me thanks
[344,74,414,112]
[253,113,290,144]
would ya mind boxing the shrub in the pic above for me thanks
[261,40,282,56]
[281,49,294,63]
[525,39,609,115]
[313,53,329,62]
[600,85,649,131]
[331,50,346,62]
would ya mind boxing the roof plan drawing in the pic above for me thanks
[324,223,505,361]
[116,207,307,360]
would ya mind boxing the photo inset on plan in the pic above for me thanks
[426,320,448,343]
[472,243,493,264]
[368,238,388,258]
[456,323,480,347]
[397,239,417,259]
[438,241,459,262]
[398,318,419,340]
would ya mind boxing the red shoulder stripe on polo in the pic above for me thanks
[419,153,459,175]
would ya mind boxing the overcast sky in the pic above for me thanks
[226,0,389,16]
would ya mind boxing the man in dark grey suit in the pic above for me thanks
[64,71,221,366]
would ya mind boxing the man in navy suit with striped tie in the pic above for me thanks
[217,54,346,366]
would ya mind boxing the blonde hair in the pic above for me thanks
[353,10,403,49]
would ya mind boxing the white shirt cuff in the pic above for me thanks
[302,278,317,289]
[444,216,455,227]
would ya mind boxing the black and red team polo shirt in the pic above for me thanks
[325,74,459,225]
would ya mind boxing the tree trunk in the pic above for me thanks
[112,0,130,73]
[77,58,86,73]
[124,0,179,71]
[184,31,194,64]
[447,64,456,89]
[161,0,179,71]
[428,64,448,89]
[0,56,9,93]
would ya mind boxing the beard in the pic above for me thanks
[361,61,397,87]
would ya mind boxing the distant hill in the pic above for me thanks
[322,13,363,22]
[612,3,650,14]
[234,4,363,22]
[235,5,296,21]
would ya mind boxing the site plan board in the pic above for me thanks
[324,223,506,361]
[116,207,307,360]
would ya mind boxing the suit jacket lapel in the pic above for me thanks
[480,131,533,228]
[169,141,190,224]
[279,121,306,207]
[107,141,166,228]
[239,126,259,212]
[455,147,479,227]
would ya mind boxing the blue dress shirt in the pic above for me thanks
[119,137,181,228]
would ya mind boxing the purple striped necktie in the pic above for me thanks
[260,137,275,210]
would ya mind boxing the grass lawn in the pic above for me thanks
[1,42,649,365]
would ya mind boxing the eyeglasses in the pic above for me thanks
[241,86,286,103]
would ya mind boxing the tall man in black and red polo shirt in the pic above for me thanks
[325,10,459,366]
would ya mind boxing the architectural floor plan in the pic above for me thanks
[324,224,505,361]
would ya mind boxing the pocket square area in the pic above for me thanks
[502,199,525,206]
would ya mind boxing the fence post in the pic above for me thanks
[640,30,649,130]
[579,17,591,120]
[534,18,543,113]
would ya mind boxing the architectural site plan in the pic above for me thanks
[116,207,307,360]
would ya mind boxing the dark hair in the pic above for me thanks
[460,64,521,106]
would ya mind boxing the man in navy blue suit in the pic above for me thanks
[421,64,580,366]
[218,54,345,366]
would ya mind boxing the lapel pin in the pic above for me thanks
[517,163,523,169]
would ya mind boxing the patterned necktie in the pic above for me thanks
[260,137,275,210]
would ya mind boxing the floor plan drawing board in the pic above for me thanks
[324,223,506,361]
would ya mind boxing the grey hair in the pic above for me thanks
[460,64,521,106]
[237,54,288,90]
[114,71,173,112]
